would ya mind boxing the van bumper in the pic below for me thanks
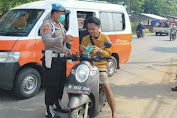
[0,62,20,90]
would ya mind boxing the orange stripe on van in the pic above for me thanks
[12,39,37,66]
[0,40,17,50]
[108,33,132,65]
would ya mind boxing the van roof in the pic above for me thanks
[12,0,125,11]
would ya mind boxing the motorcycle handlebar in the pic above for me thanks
[66,54,79,61]
[66,54,111,62]
[92,55,111,62]
[101,56,112,60]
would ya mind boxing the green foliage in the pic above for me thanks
[143,0,176,16]
[144,29,151,34]
[132,0,146,14]
[0,0,39,15]
[131,22,138,35]
[1,0,177,16]
[98,0,177,16]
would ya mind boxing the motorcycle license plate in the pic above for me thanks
[67,84,90,95]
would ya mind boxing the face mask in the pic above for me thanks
[58,15,65,23]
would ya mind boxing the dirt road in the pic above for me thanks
[97,34,177,118]
[0,34,177,118]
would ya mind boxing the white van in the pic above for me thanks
[0,0,132,99]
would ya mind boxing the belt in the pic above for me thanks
[52,53,65,57]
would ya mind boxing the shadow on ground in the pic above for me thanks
[151,47,177,53]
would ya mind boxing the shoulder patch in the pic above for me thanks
[43,25,50,34]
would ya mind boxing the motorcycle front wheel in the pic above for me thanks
[170,35,172,41]
[68,106,85,118]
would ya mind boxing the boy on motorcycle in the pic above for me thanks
[80,17,117,118]
[136,22,145,37]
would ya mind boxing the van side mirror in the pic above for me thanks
[66,42,71,49]
[104,41,112,48]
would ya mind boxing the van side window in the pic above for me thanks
[99,12,125,32]
[77,11,93,44]
[0,9,44,36]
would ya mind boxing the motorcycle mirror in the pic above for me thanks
[104,41,112,48]
[66,42,79,55]
[66,42,71,49]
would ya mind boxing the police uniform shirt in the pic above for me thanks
[40,17,70,54]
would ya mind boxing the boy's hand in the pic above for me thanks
[92,45,103,54]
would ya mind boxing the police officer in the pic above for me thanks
[40,3,73,118]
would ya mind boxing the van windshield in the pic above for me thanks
[0,9,44,36]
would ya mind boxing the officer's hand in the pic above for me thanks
[80,45,86,53]
[64,35,73,42]
[66,53,72,57]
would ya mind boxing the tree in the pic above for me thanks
[1,0,177,16]
[98,0,177,16]
[132,0,146,14]
[0,0,39,15]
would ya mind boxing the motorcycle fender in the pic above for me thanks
[68,94,91,109]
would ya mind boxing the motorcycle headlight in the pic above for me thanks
[0,52,21,63]
[75,64,89,83]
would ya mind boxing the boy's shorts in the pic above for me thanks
[98,67,109,84]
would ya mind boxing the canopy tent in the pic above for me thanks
[141,13,167,21]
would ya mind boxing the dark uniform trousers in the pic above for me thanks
[42,56,67,106]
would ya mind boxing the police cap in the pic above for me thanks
[52,3,67,13]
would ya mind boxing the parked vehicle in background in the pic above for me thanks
[153,27,169,36]
[153,20,169,36]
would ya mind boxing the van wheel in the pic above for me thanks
[107,56,117,77]
[13,68,41,99]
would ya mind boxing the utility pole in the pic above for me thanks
[130,0,133,13]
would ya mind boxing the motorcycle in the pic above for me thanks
[169,30,176,41]
[136,30,143,38]
[66,41,112,118]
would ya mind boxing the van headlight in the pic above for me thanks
[75,64,89,83]
[0,52,21,63]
